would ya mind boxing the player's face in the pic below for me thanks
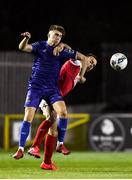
[86,57,97,72]
[48,30,62,46]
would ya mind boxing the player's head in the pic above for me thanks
[86,54,97,72]
[47,25,65,46]
[49,25,65,36]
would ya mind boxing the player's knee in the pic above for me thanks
[50,110,57,122]
[48,128,58,137]
[24,107,36,122]
[58,110,67,118]
[50,131,58,137]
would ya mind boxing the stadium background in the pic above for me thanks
[0,0,132,152]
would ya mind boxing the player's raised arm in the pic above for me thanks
[53,43,72,56]
[19,32,32,52]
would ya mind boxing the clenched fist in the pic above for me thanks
[21,32,31,39]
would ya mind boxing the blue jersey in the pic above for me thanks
[28,41,76,90]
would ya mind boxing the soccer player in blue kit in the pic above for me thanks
[13,25,93,160]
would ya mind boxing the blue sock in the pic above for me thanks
[19,121,31,148]
[57,118,68,143]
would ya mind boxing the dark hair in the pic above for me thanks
[87,53,97,59]
[49,25,65,36]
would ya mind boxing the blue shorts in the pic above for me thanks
[24,87,63,108]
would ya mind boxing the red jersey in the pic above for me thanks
[59,59,81,97]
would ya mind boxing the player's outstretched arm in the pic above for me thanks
[53,43,71,56]
[19,32,32,52]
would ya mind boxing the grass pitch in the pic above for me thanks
[0,151,132,179]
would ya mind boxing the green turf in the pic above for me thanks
[0,151,132,179]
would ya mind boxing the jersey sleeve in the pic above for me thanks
[61,48,76,59]
[31,41,44,55]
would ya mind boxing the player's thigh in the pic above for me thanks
[41,105,51,119]
[52,100,67,117]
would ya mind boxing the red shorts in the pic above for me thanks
[59,59,80,97]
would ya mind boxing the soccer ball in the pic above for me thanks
[110,53,128,71]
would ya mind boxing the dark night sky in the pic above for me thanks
[0,0,132,50]
[1,0,132,108]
